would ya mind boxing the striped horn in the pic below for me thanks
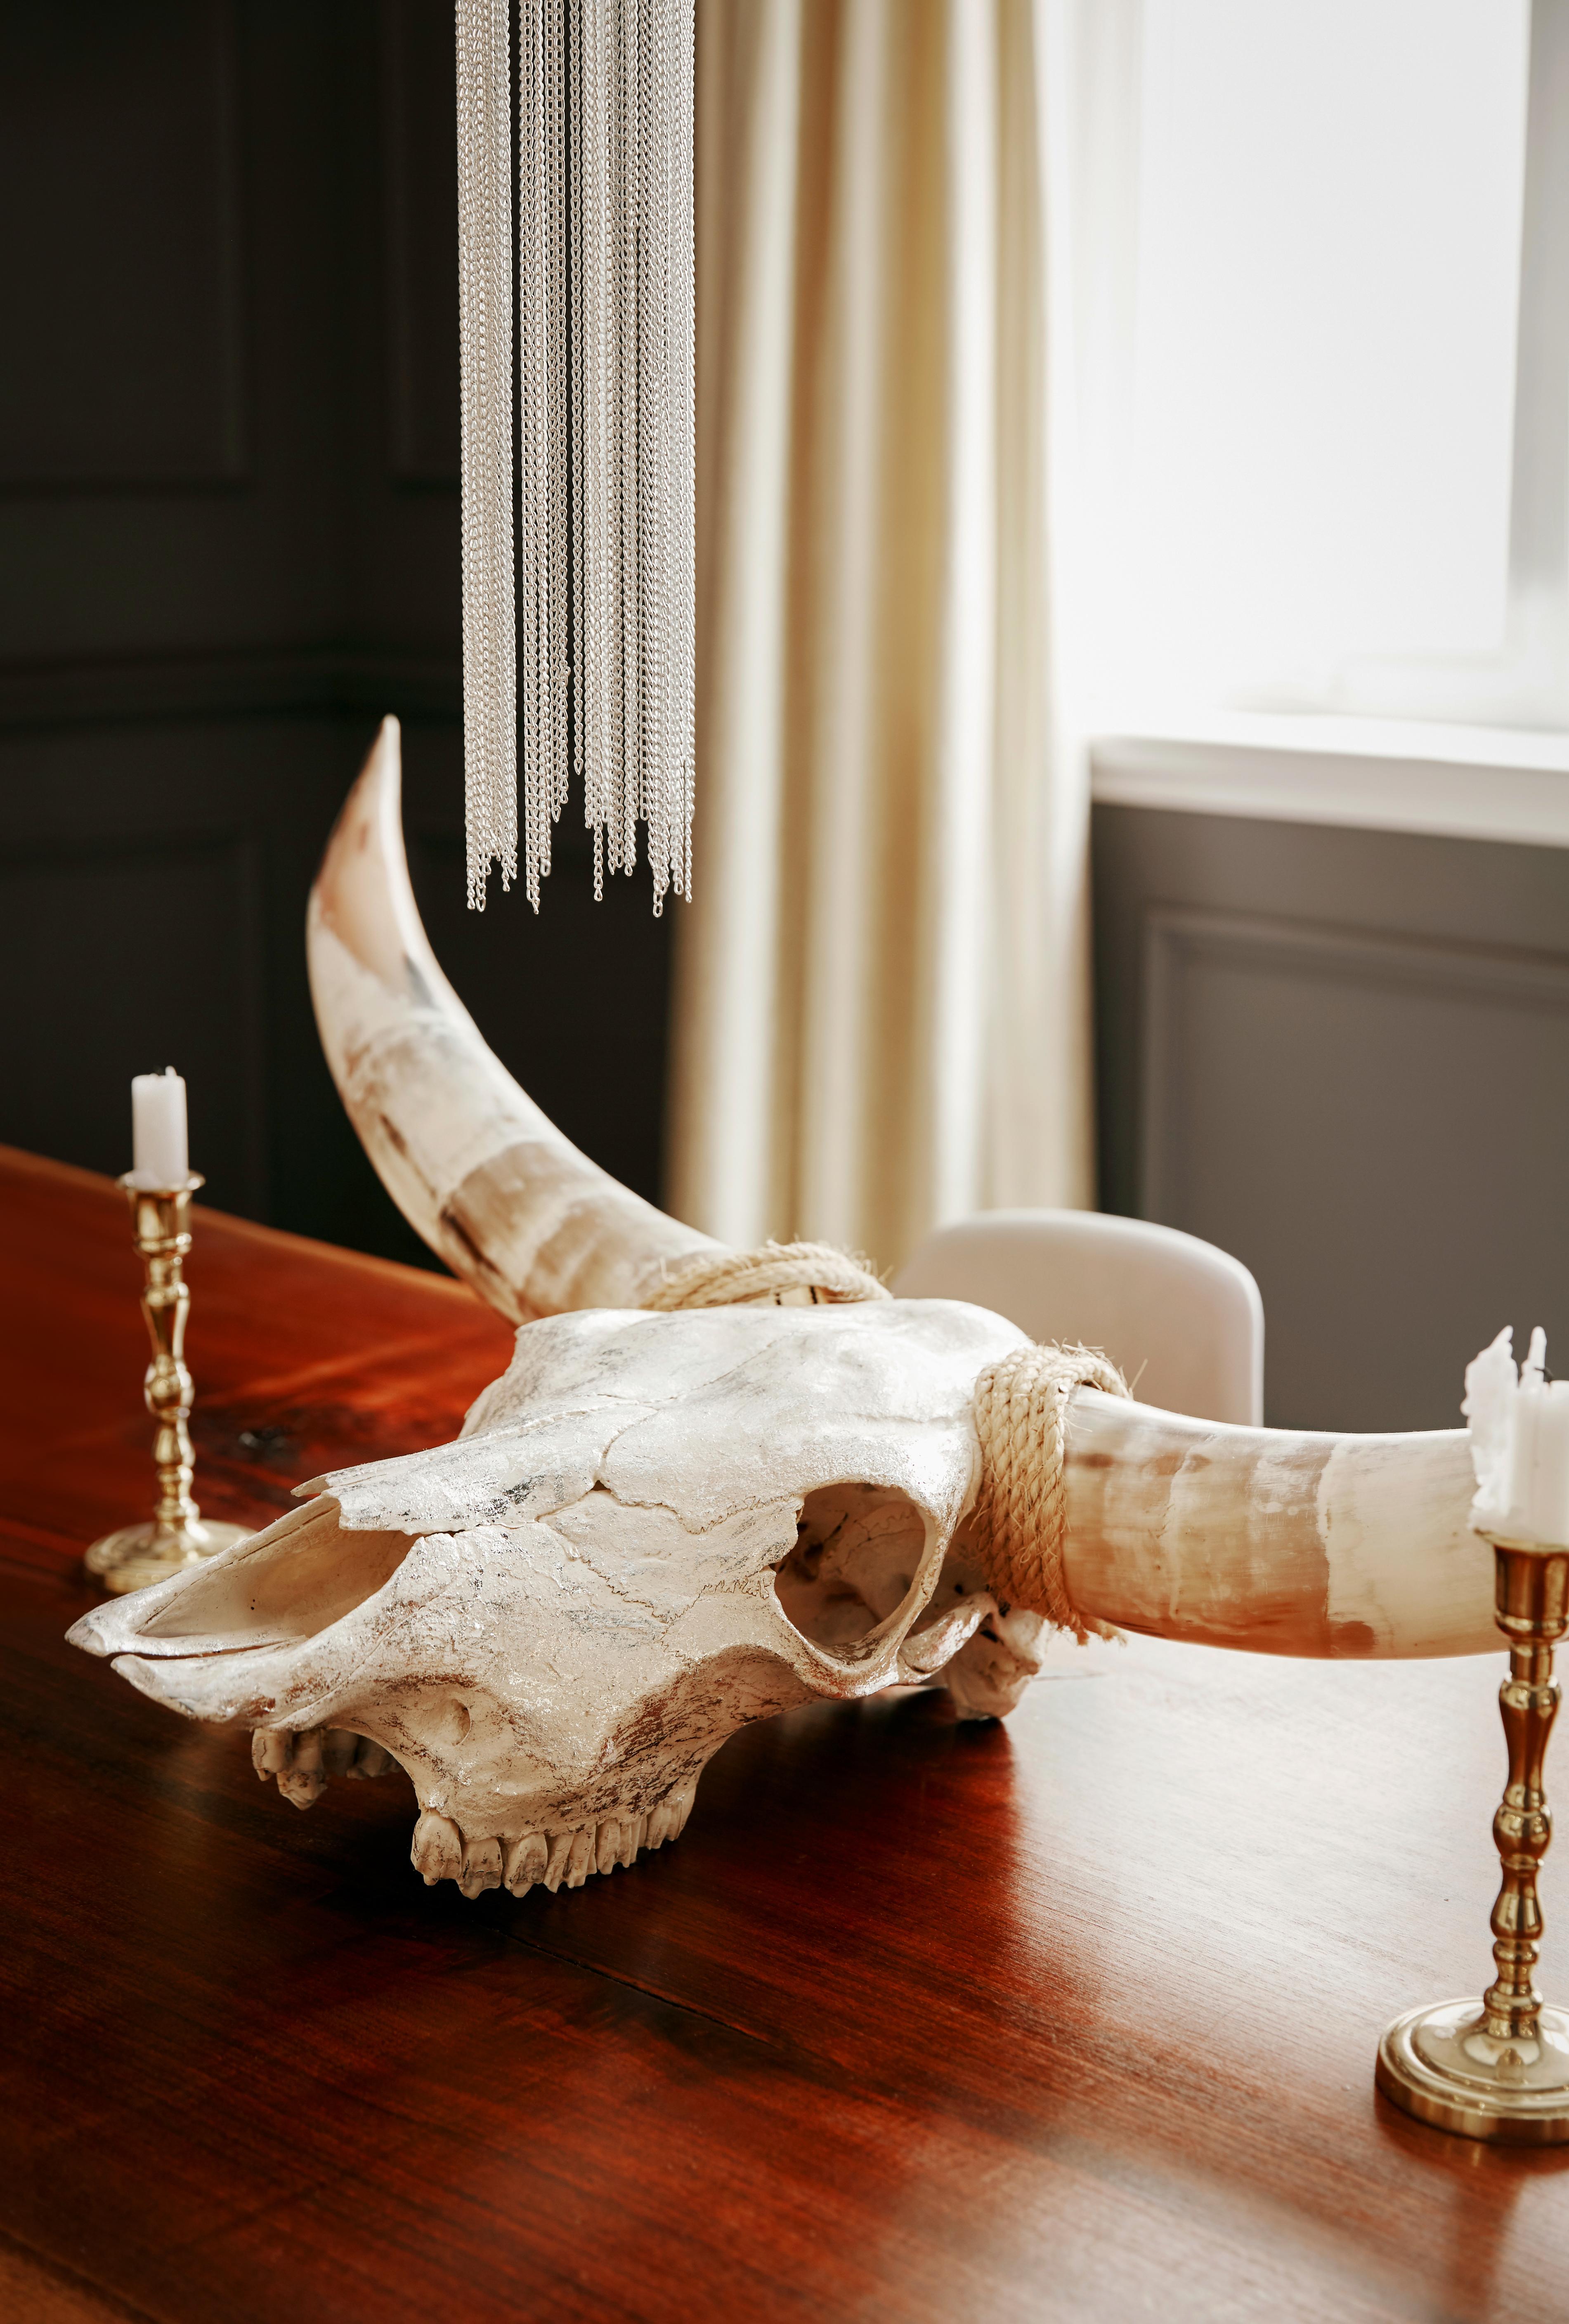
[1063,1392,1492,1658]
[307,718,720,1323]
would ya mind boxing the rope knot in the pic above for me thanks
[969,1342,1129,1644]
[644,1240,890,1311]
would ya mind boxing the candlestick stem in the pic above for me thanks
[85,1176,253,1595]
[1377,1540,1569,2142]
[1483,1547,1565,2040]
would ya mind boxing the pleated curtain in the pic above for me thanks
[668,0,1094,1271]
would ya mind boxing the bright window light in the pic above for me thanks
[1098,0,1532,726]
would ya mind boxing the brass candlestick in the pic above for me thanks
[85,1174,252,1596]
[1377,1538,1569,2142]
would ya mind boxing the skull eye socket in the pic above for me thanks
[773,1483,933,1660]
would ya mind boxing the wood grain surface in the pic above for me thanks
[3,1144,1568,2322]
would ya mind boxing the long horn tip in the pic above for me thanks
[310,717,427,1001]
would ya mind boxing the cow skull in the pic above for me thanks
[68,720,1500,1898]
[71,1299,1050,1894]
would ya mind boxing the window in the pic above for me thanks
[1082,0,1561,734]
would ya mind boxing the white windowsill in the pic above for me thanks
[1089,714,1569,850]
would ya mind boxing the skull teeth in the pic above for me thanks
[251,1726,391,1809]
[251,1729,699,1896]
[410,1778,700,1899]
[458,1835,503,1899]
[505,1831,550,1892]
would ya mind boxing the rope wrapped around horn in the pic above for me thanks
[644,1241,890,1310]
[967,1344,1129,1644]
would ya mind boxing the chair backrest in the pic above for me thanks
[891,1208,1264,1426]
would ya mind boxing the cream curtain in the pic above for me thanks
[669,0,1094,1271]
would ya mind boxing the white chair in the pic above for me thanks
[891,1208,1264,1426]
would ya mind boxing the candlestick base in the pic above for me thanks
[85,1516,253,1597]
[1378,1998,1569,2143]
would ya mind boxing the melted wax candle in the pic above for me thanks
[130,1068,188,1188]
[1465,1325,1569,1547]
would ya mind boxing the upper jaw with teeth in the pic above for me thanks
[251,1718,703,1897]
[252,1701,707,1896]
[69,1301,1031,1898]
[408,1782,703,1899]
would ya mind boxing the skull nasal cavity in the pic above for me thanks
[773,1483,931,1658]
[134,1498,418,1649]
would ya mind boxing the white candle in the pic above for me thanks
[1522,1382,1569,1549]
[1504,1327,1547,1524]
[1465,1325,1569,1547]
[130,1068,189,1188]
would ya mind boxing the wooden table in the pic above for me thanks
[3,1145,1568,2322]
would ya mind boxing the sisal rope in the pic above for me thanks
[644,1240,891,1311]
[967,1342,1130,1644]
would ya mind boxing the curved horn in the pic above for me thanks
[1062,1391,1493,1657]
[308,718,721,1321]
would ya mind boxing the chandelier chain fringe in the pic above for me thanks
[459,0,696,914]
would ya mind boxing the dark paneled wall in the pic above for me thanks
[0,0,672,1264]
[1094,803,1569,1434]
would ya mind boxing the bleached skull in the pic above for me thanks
[73,1299,1044,1897]
[68,722,1503,1901]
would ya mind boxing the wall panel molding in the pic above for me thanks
[380,0,461,488]
[0,0,249,493]
[1141,905,1569,1221]
[1096,834,1569,1432]
[0,648,462,733]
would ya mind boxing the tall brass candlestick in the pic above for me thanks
[1377,1537,1569,2142]
[85,1174,252,1596]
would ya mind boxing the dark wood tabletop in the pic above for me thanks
[4,1144,1569,2323]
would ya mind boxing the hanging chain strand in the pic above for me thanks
[458,0,694,912]
[457,0,517,910]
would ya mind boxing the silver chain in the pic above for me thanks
[459,0,695,914]
[457,0,517,910]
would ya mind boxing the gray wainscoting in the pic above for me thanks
[1093,803,1569,1433]
[0,0,673,1262]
